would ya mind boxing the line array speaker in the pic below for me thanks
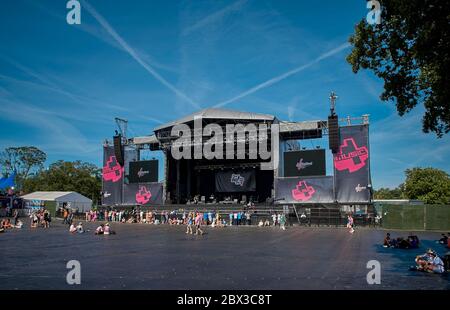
[113,135,124,166]
[328,115,339,153]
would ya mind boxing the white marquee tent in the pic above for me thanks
[21,191,92,212]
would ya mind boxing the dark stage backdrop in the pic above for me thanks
[129,160,158,183]
[102,146,123,206]
[275,176,334,203]
[283,149,326,177]
[333,125,371,203]
[215,170,256,192]
[123,182,163,205]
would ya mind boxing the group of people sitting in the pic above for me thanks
[383,233,448,274]
[383,233,420,249]
[94,223,115,235]
[412,248,445,274]
[257,213,287,230]
[0,218,23,232]
[68,222,116,235]
[69,222,85,234]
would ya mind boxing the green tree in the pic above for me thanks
[0,146,47,190]
[403,167,450,204]
[23,160,102,205]
[347,0,450,137]
[374,186,404,199]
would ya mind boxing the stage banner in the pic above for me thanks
[102,146,123,206]
[215,170,256,192]
[275,176,334,203]
[283,149,326,177]
[129,160,158,183]
[124,148,138,183]
[334,125,371,203]
[123,182,163,205]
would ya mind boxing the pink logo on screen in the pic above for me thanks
[102,156,123,183]
[292,181,316,202]
[333,138,368,173]
[136,186,152,204]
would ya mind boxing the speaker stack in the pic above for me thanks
[113,134,124,166]
[328,115,340,154]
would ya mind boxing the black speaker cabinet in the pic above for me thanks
[113,135,124,166]
[328,115,339,153]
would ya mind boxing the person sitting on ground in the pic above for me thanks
[383,233,392,247]
[438,233,448,245]
[258,220,264,227]
[14,219,23,229]
[397,237,412,249]
[3,219,13,229]
[408,235,420,248]
[76,222,84,234]
[414,249,445,274]
[264,219,270,226]
[103,223,115,235]
[95,224,104,235]
[69,223,77,233]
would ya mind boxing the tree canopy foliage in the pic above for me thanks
[0,146,46,190]
[374,186,404,200]
[23,160,102,205]
[375,167,450,204]
[347,0,450,137]
[403,167,450,204]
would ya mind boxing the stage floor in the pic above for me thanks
[0,221,448,290]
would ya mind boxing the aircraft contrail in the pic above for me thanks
[214,42,351,108]
[82,0,200,109]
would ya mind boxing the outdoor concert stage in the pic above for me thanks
[101,105,373,218]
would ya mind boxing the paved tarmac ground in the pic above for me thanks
[0,221,448,290]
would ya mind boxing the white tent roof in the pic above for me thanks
[21,191,92,203]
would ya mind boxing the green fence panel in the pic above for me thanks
[402,205,425,230]
[382,204,450,230]
[425,205,450,230]
[44,201,57,217]
[382,205,404,229]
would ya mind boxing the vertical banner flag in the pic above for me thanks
[102,146,123,205]
[334,125,371,203]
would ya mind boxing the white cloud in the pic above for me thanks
[81,0,200,110]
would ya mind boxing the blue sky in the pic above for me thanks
[0,0,448,188]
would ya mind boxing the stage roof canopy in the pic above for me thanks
[154,108,275,131]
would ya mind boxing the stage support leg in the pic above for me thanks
[292,204,301,225]
[187,160,191,200]
[176,160,180,204]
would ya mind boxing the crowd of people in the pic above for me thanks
[83,208,288,230]
[30,209,52,228]
[381,232,449,274]
[0,217,23,232]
